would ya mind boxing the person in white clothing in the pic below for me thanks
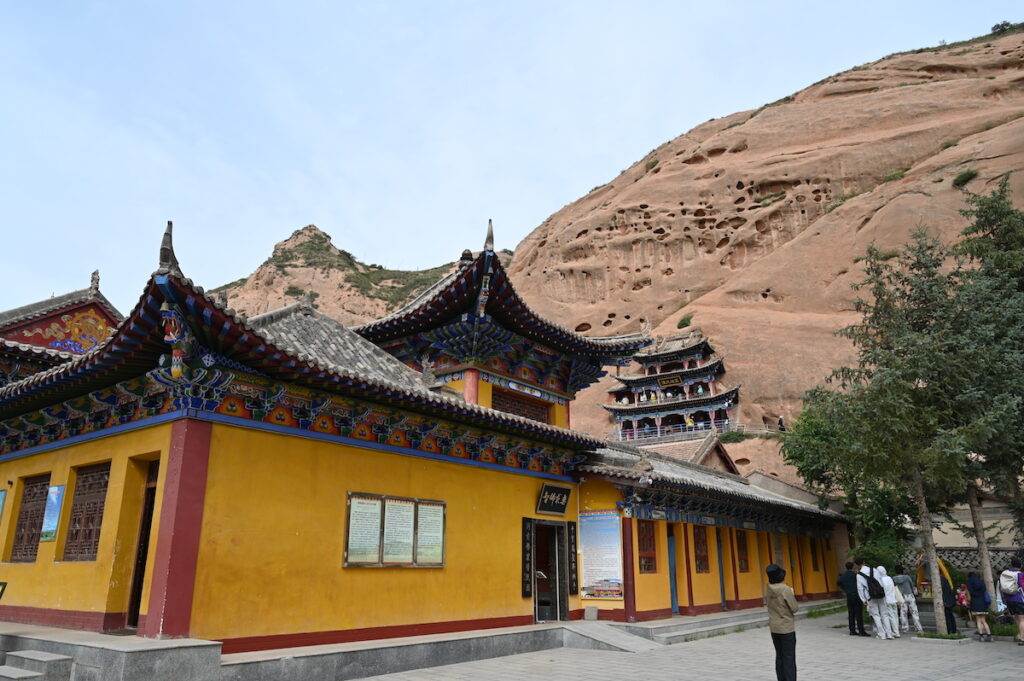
[855,558,891,639]
[892,564,923,632]
[876,566,901,639]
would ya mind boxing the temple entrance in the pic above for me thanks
[127,461,159,628]
[533,521,569,622]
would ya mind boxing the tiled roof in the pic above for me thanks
[579,443,842,520]
[607,358,726,390]
[355,249,650,355]
[0,286,124,331]
[246,303,436,392]
[635,330,713,360]
[602,386,740,414]
[0,338,75,364]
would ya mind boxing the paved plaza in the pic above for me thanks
[361,613,1022,681]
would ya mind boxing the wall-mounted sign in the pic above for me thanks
[567,521,578,596]
[521,518,534,598]
[579,511,623,599]
[40,485,65,542]
[536,483,571,515]
[345,492,446,567]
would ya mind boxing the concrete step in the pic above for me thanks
[655,615,772,644]
[4,651,72,681]
[617,610,771,639]
[0,666,43,680]
[561,622,663,652]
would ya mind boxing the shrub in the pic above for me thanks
[827,193,860,213]
[953,169,979,188]
[677,313,693,329]
[284,285,305,298]
[917,632,966,640]
[941,139,958,149]
[992,21,1012,34]
[881,168,908,183]
[718,431,751,443]
[644,158,659,172]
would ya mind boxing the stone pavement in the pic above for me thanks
[360,613,1022,681]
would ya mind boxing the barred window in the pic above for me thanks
[11,474,51,563]
[637,519,657,573]
[693,525,710,573]
[736,530,750,573]
[491,388,551,424]
[63,462,111,561]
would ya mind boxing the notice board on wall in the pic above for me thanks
[578,511,623,599]
[345,492,446,567]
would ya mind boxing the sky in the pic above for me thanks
[1,1,1019,314]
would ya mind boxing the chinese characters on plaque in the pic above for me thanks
[536,483,571,515]
[345,492,445,567]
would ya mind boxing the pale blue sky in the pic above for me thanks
[1,2,1018,314]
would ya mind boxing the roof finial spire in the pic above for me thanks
[484,219,494,252]
[90,270,100,292]
[159,221,182,276]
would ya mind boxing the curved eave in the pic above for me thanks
[601,386,740,415]
[354,251,650,358]
[0,339,76,365]
[608,358,725,389]
[635,338,714,363]
[0,272,605,451]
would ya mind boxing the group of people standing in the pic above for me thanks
[837,556,1024,643]
[837,559,920,638]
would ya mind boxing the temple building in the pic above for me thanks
[355,222,648,428]
[604,329,739,442]
[0,222,843,658]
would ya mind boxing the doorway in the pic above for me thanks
[533,521,569,622]
[127,461,159,628]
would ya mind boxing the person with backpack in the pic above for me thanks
[838,561,869,636]
[999,556,1024,645]
[855,557,893,639]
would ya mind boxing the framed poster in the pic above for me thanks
[345,492,446,568]
[346,495,383,565]
[578,511,623,599]
[40,485,65,542]
[415,502,445,566]
[382,498,415,564]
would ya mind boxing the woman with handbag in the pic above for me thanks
[966,572,993,641]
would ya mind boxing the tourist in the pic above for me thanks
[876,566,901,638]
[966,572,992,641]
[892,564,922,633]
[838,561,868,636]
[855,558,891,639]
[999,556,1024,646]
[940,575,958,634]
[764,563,798,681]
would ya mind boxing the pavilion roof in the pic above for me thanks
[354,224,650,359]
[607,357,726,390]
[0,224,605,450]
[0,275,124,332]
[634,330,714,362]
[602,386,740,415]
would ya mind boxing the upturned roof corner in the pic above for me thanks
[484,219,494,252]
[157,220,183,277]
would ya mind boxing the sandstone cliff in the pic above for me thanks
[508,30,1024,467]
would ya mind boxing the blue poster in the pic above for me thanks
[579,511,623,599]
[40,485,65,542]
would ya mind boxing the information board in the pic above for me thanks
[415,502,445,565]
[345,492,446,567]
[579,511,623,599]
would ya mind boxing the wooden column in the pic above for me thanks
[464,369,480,405]
[141,418,212,638]
[621,517,637,622]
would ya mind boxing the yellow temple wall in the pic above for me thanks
[0,424,171,620]
[550,403,569,429]
[731,529,765,604]
[190,424,580,642]
[633,519,671,615]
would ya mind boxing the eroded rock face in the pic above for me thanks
[511,33,1024,443]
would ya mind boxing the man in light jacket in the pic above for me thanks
[765,563,798,681]
[854,558,890,639]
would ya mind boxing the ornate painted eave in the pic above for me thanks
[0,338,75,365]
[602,386,740,415]
[0,227,606,451]
[354,246,650,358]
[607,358,726,390]
[0,276,125,332]
[634,337,714,364]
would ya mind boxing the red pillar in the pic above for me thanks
[622,517,637,622]
[141,419,212,638]
[464,369,480,405]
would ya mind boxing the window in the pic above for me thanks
[11,474,51,562]
[63,462,111,561]
[491,388,551,424]
[693,525,710,573]
[810,538,820,571]
[637,520,657,573]
[736,530,750,572]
